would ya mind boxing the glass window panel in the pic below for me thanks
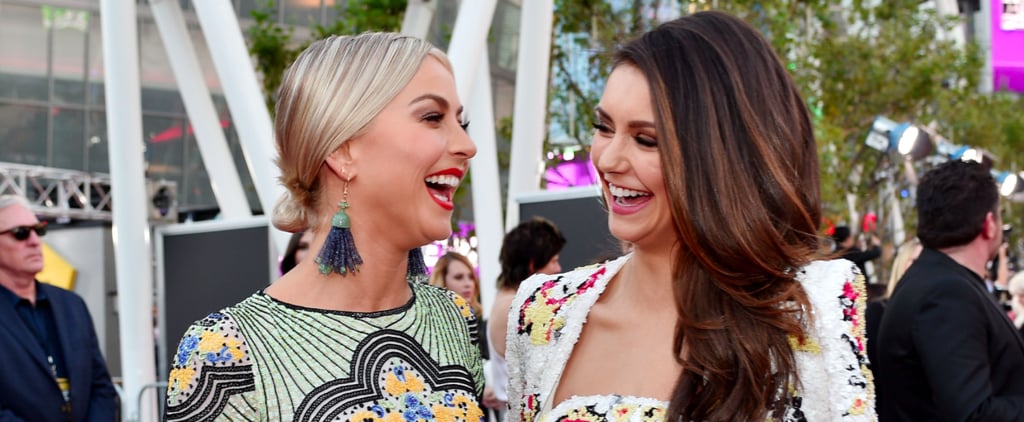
[493,2,520,73]
[52,108,86,170]
[322,0,340,27]
[0,5,49,101]
[0,73,48,102]
[87,12,106,106]
[44,6,90,105]
[138,18,181,112]
[141,87,184,114]
[143,115,186,184]
[282,0,321,26]
[182,133,217,209]
[87,111,109,173]
[224,121,261,213]
[239,0,270,22]
[0,103,48,166]
[53,18,89,104]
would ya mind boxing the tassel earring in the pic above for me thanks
[316,180,362,276]
[407,248,428,283]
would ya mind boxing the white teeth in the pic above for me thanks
[608,183,649,198]
[425,175,460,187]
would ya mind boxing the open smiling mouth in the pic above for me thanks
[425,173,461,210]
[608,182,652,206]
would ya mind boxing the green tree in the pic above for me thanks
[246,0,407,111]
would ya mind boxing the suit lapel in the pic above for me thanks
[0,292,53,375]
[43,284,82,401]
[938,253,1024,352]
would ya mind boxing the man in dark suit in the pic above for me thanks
[876,160,1024,421]
[0,195,117,421]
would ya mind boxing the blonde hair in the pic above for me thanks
[1009,271,1024,328]
[886,238,922,298]
[429,252,483,317]
[271,33,452,232]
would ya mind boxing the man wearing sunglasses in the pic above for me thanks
[0,195,116,421]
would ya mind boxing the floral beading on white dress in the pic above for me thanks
[505,254,876,422]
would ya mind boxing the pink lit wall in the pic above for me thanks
[992,0,1024,93]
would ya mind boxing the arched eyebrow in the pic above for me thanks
[410,93,464,118]
[595,106,655,130]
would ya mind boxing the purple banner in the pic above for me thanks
[992,0,1024,93]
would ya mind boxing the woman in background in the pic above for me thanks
[279,230,313,274]
[429,251,504,418]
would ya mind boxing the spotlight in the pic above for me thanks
[960,148,995,170]
[998,172,1022,197]
[864,116,933,161]
[890,122,932,161]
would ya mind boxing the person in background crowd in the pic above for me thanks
[877,159,1024,420]
[505,11,873,421]
[833,225,882,281]
[0,194,117,421]
[1009,271,1024,338]
[429,251,503,419]
[279,230,313,275]
[487,217,565,418]
[165,32,483,421]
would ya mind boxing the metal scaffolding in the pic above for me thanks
[0,161,114,221]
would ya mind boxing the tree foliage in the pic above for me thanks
[246,0,406,111]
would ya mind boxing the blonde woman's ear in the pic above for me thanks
[324,144,357,181]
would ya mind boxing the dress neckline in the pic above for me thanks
[540,255,669,413]
[256,281,417,318]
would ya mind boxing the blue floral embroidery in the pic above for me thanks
[205,346,235,364]
[371,405,386,418]
[176,335,199,366]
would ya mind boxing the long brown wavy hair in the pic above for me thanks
[614,11,823,421]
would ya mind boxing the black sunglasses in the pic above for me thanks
[0,223,47,241]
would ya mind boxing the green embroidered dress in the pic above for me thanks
[166,282,484,421]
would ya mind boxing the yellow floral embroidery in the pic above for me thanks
[432,404,457,422]
[524,301,560,345]
[198,332,223,353]
[610,403,637,422]
[405,373,425,393]
[452,295,472,318]
[383,412,404,422]
[848,397,867,415]
[788,334,822,354]
[350,410,381,422]
[384,371,426,396]
[384,372,405,397]
[168,367,195,392]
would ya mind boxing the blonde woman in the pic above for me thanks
[166,33,482,421]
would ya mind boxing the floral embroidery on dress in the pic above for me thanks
[519,393,540,422]
[167,312,249,397]
[517,267,605,345]
[344,359,483,422]
[452,295,473,319]
[837,273,874,417]
[505,257,877,422]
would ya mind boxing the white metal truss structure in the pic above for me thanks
[0,161,114,221]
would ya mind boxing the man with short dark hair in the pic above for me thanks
[0,194,117,421]
[876,160,1024,421]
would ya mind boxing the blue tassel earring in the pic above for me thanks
[407,248,427,283]
[316,180,362,276]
